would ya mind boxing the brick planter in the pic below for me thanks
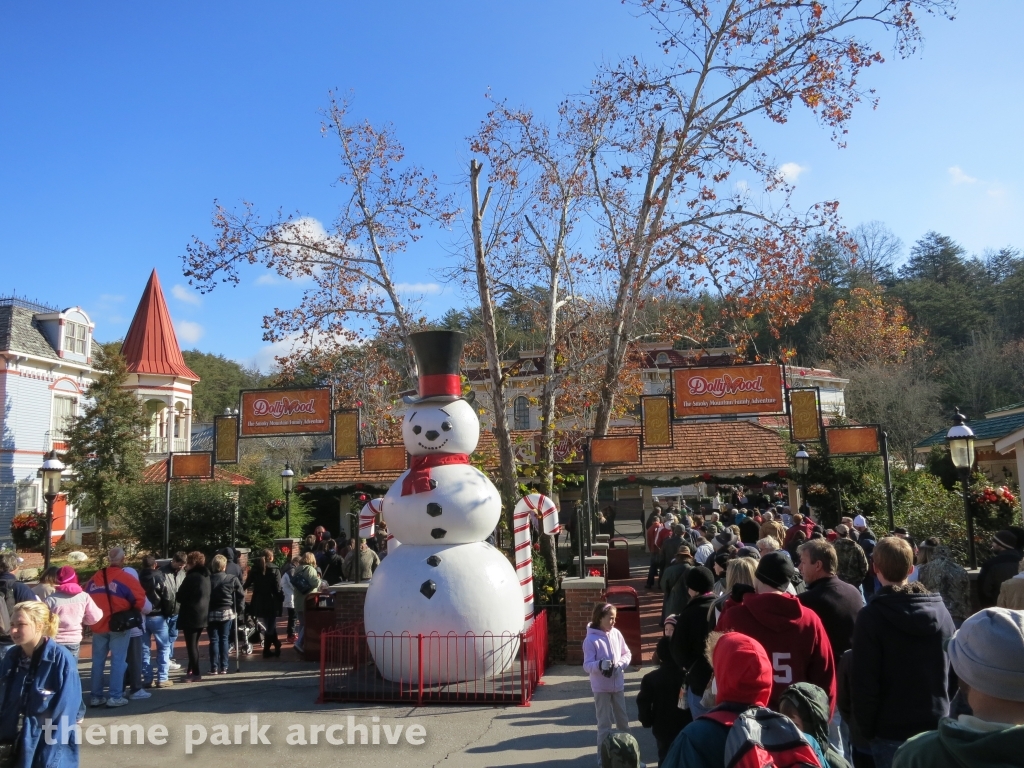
[562,576,605,665]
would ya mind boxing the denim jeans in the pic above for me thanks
[59,642,86,722]
[143,615,171,684]
[166,614,179,659]
[208,620,231,673]
[871,737,906,768]
[90,630,131,699]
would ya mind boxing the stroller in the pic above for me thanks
[230,605,261,656]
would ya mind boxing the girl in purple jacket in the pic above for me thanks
[582,603,633,759]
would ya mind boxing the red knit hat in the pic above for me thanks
[713,631,773,707]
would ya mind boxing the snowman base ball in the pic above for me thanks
[364,542,524,684]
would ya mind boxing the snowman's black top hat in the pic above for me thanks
[403,330,475,404]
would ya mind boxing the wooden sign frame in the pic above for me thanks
[590,436,641,465]
[825,425,881,457]
[788,387,823,444]
[360,445,409,473]
[213,414,239,464]
[333,409,360,460]
[169,452,214,479]
[641,395,673,448]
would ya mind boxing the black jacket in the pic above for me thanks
[850,583,955,741]
[978,548,1023,607]
[139,567,173,618]
[636,637,691,746]
[244,564,283,618]
[175,566,211,630]
[208,571,245,615]
[661,560,694,620]
[321,553,346,586]
[669,592,716,695]
[798,575,863,657]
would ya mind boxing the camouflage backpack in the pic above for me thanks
[601,731,641,768]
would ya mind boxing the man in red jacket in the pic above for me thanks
[84,547,150,708]
[717,551,836,710]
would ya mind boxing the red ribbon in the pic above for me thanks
[419,374,462,398]
[401,453,470,495]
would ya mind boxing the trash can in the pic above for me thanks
[607,537,631,580]
[302,591,336,662]
[605,585,642,668]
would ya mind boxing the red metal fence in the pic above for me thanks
[319,610,548,706]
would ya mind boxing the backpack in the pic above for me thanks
[702,706,822,768]
[600,731,641,768]
[0,580,14,639]
[289,567,315,596]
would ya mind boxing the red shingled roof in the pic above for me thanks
[301,421,788,488]
[121,270,199,381]
[142,459,253,485]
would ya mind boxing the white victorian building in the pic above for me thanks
[0,269,198,547]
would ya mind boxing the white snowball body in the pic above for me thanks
[364,541,523,683]
[382,463,501,545]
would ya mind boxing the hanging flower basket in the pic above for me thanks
[11,513,46,551]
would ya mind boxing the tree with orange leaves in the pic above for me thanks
[574,0,952,499]
[824,286,923,369]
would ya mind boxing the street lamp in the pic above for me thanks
[794,444,810,514]
[39,450,65,571]
[281,464,295,538]
[946,409,977,568]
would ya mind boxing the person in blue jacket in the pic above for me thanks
[0,601,81,768]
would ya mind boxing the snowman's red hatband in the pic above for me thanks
[401,452,471,495]
[418,374,463,399]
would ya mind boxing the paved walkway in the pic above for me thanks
[75,521,670,766]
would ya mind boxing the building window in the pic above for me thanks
[656,352,669,364]
[63,321,88,355]
[52,396,77,441]
[513,397,530,431]
[16,484,38,513]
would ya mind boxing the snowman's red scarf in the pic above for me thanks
[402,453,471,495]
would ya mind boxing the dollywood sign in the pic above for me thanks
[672,364,784,418]
[239,387,333,437]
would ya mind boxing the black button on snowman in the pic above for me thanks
[364,330,523,684]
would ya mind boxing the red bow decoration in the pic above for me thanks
[401,453,471,495]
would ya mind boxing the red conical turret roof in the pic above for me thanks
[120,270,200,381]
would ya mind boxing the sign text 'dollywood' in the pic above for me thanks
[239,387,332,437]
[672,364,784,418]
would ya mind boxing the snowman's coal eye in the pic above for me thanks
[441,421,453,432]
[412,425,422,435]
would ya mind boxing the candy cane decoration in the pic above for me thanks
[513,494,560,626]
[359,498,399,553]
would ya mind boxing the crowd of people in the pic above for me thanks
[0,521,388,767]
[587,499,1024,768]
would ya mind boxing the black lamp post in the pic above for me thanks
[39,450,64,571]
[946,409,977,568]
[794,444,809,511]
[281,464,295,538]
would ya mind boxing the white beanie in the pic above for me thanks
[853,515,867,528]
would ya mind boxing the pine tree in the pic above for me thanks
[63,344,150,551]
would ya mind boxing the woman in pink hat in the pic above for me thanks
[45,565,103,722]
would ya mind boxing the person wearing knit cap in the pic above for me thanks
[892,607,1024,767]
[45,565,102,723]
[669,567,718,717]
[977,529,1024,608]
[737,546,761,561]
[662,614,678,638]
[717,552,836,711]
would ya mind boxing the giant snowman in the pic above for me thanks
[363,330,524,684]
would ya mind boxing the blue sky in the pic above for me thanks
[2,1,1021,370]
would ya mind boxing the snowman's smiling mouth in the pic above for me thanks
[417,437,450,451]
